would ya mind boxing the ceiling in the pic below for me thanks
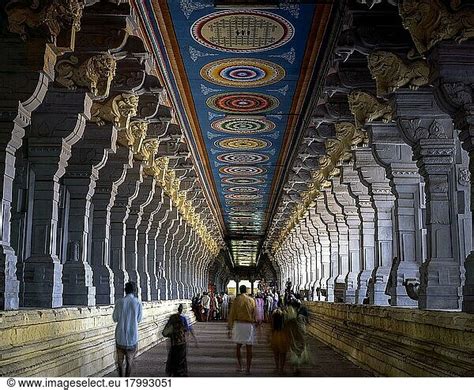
[135,0,334,267]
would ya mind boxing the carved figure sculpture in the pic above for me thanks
[399,0,474,55]
[348,91,394,128]
[55,53,116,98]
[368,51,430,96]
[138,139,160,168]
[6,0,83,41]
[91,93,139,128]
[117,120,148,154]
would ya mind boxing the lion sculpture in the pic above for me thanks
[348,91,394,129]
[400,0,474,55]
[91,93,139,128]
[55,53,116,98]
[368,51,430,96]
[6,0,83,41]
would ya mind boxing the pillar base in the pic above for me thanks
[23,256,63,308]
[93,264,115,305]
[390,261,419,307]
[0,246,20,310]
[62,261,96,306]
[356,270,372,304]
[326,277,335,302]
[369,266,391,306]
[419,259,462,310]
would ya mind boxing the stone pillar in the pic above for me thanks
[90,146,133,304]
[369,123,423,306]
[353,146,395,306]
[124,174,155,300]
[61,122,117,306]
[23,90,91,308]
[155,196,173,300]
[163,207,179,299]
[169,215,184,299]
[331,174,362,303]
[308,207,330,301]
[0,0,78,310]
[323,188,349,302]
[110,161,144,301]
[306,212,324,300]
[315,198,338,302]
[341,166,376,304]
[394,90,461,309]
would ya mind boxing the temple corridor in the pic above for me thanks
[108,321,370,377]
[0,0,474,379]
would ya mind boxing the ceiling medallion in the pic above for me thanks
[226,186,260,193]
[217,152,270,164]
[200,59,285,87]
[211,116,276,134]
[225,193,263,200]
[215,138,271,150]
[230,206,259,212]
[207,93,279,114]
[190,10,294,53]
[219,166,267,176]
[222,177,265,185]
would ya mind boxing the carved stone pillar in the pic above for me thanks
[164,207,179,299]
[169,215,184,299]
[308,207,330,301]
[331,175,362,303]
[90,146,132,304]
[315,200,338,302]
[307,210,325,300]
[61,122,117,305]
[323,188,349,302]
[110,161,144,301]
[22,89,90,307]
[353,146,395,305]
[341,166,376,304]
[394,90,461,309]
[369,122,424,306]
[0,0,80,309]
[155,196,173,300]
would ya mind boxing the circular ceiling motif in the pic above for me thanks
[226,186,260,193]
[200,59,285,87]
[215,138,270,150]
[230,206,259,212]
[219,166,267,176]
[222,177,265,185]
[207,93,279,114]
[225,194,263,200]
[217,152,269,164]
[190,10,294,53]
[211,117,276,134]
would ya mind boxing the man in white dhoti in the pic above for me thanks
[227,285,256,375]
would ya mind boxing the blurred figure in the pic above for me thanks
[255,293,265,326]
[221,291,230,320]
[201,291,210,321]
[270,308,289,375]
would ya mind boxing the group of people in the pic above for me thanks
[227,284,310,376]
[191,291,230,321]
[111,280,309,377]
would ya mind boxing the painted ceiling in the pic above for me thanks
[135,0,332,267]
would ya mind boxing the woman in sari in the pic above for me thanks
[255,293,265,325]
[284,302,310,375]
[164,304,197,376]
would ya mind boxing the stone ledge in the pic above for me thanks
[306,302,474,376]
[0,300,193,377]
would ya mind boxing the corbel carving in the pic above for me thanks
[6,0,83,41]
[399,0,474,55]
[116,120,147,153]
[135,138,159,168]
[55,53,116,98]
[368,51,430,96]
[348,91,394,128]
[91,93,139,128]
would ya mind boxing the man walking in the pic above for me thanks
[113,282,143,377]
[227,285,256,375]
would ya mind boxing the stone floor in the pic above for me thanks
[110,321,371,377]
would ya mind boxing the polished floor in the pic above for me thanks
[110,321,371,377]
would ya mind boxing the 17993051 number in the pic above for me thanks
[125,378,172,387]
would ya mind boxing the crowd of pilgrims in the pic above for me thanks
[190,279,311,375]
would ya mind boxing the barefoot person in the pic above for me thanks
[227,285,256,375]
